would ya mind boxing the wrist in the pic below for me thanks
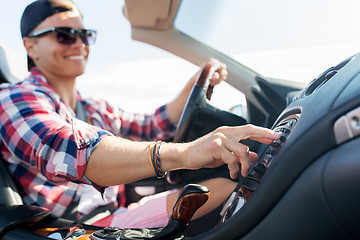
[160,142,187,172]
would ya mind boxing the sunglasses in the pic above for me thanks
[29,27,97,45]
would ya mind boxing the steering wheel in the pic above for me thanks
[173,61,220,143]
[168,61,247,185]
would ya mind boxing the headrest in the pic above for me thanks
[0,42,28,84]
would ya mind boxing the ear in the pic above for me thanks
[23,38,38,60]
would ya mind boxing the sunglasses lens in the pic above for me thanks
[56,29,77,45]
[82,30,97,45]
[53,28,96,45]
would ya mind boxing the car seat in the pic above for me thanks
[0,42,26,205]
[0,156,23,205]
[0,41,27,84]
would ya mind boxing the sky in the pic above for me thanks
[2,0,360,112]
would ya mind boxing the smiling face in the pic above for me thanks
[24,10,89,81]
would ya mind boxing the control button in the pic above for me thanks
[92,227,123,240]
[279,128,290,134]
[265,148,276,155]
[243,177,260,191]
[271,141,281,149]
[262,154,272,165]
[254,162,267,175]
[279,135,287,143]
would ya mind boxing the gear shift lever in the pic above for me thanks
[170,183,210,224]
[90,184,210,240]
[153,183,210,239]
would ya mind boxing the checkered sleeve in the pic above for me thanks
[118,105,177,141]
[0,83,111,187]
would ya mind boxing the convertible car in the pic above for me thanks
[0,0,360,239]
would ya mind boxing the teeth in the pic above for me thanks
[67,55,84,60]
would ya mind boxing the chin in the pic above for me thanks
[68,66,86,77]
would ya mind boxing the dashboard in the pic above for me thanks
[199,52,360,239]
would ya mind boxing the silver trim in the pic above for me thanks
[334,106,360,144]
[220,191,237,217]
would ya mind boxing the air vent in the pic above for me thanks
[304,56,352,97]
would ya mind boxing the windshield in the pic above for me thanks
[175,0,360,83]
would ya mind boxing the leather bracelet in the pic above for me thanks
[147,142,157,176]
[154,141,166,179]
[147,141,166,178]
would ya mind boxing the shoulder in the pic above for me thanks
[0,78,61,112]
[1,70,58,99]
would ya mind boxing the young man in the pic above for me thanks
[0,0,280,228]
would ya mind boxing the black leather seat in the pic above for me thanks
[0,43,25,205]
[0,157,23,205]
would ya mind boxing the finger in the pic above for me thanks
[241,125,280,140]
[234,144,252,177]
[209,72,221,86]
[218,64,228,80]
[249,137,276,145]
[214,64,227,81]
[215,141,242,179]
[223,138,252,177]
[220,125,280,143]
[208,58,219,66]
[208,145,239,179]
[227,152,240,179]
[249,151,258,162]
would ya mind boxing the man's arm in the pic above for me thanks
[85,125,280,186]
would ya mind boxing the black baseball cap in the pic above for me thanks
[20,0,79,71]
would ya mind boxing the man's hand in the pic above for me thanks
[184,124,281,179]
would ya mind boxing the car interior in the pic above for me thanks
[1,0,360,239]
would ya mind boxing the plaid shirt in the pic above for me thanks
[0,68,176,217]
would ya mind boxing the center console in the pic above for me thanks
[220,114,299,223]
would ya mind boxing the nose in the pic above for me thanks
[72,33,86,48]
